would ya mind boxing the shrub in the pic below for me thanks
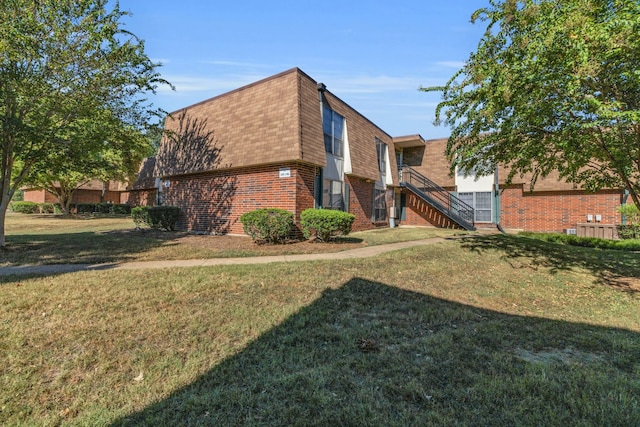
[53,204,63,215]
[74,203,131,215]
[10,201,39,214]
[131,206,149,229]
[38,203,55,214]
[617,224,640,240]
[240,208,294,244]
[95,203,112,214]
[132,206,180,231]
[617,204,640,240]
[112,204,131,215]
[300,208,355,242]
[76,203,95,214]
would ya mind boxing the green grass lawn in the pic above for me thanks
[1,213,463,266]
[1,216,639,425]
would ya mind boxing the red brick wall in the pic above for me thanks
[161,163,387,235]
[347,176,375,231]
[71,189,121,204]
[401,189,462,229]
[500,186,623,232]
[163,163,310,234]
[295,165,318,223]
[23,190,48,203]
[23,189,121,205]
[126,190,157,207]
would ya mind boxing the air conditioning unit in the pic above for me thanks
[565,228,577,235]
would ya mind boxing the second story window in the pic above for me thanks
[323,105,344,158]
[376,138,387,173]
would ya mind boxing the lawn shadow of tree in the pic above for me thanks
[459,234,640,294]
[155,111,237,234]
[1,229,187,267]
[111,278,640,426]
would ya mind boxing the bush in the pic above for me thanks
[300,208,355,242]
[240,208,294,244]
[617,224,640,240]
[38,203,55,214]
[95,203,112,214]
[76,203,95,214]
[131,206,149,228]
[112,204,131,215]
[617,204,640,240]
[132,206,180,231]
[75,203,131,215]
[10,201,39,214]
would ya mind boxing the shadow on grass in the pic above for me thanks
[112,278,639,426]
[460,234,640,294]
[1,229,184,266]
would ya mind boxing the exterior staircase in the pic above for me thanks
[399,166,476,231]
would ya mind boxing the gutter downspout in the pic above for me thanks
[316,83,327,209]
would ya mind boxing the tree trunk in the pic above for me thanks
[0,196,9,247]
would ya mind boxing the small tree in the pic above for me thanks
[24,110,158,215]
[0,0,170,246]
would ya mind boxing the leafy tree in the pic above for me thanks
[422,0,640,208]
[0,0,170,246]
[24,109,158,214]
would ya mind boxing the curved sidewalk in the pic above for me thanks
[0,236,462,277]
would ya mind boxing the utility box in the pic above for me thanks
[577,223,618,240]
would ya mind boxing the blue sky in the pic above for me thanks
[118,1,489,140]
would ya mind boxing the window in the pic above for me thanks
[457,191,493,222]
[376,138,387,173]
[323,105,344,158]
[373,188,387,222]
[323,179,344,210]
[474,192,492,222]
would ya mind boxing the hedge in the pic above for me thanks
[131,206,181,231]
[240,208,294,244]
[76,203,131,215]
[10,201,40,214]
[300,208,355,242]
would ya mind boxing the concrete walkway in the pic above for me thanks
[0,236,469,277]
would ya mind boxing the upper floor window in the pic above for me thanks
[376,138,387,173]
[323,105,344,158]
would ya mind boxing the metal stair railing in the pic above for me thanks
[399,166,475,230]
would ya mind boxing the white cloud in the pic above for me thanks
[155,73,266,95]
[200,60,271,68]
[315,74,422,95]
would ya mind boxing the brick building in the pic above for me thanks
[23,180,126,206]
[154,68,398,235]
[144,67,626,235]
[396,136,626,233]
